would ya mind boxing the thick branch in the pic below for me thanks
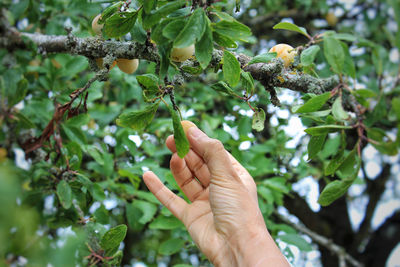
[275,212,364,267]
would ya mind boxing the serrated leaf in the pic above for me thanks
[332,96,350,121]
[294,92,331,113]
[212,31,237,48]
[158,238,185,255]
[104,11,137,38]
[247,52,277,65]
[168,105,189,158]
[174,8,206,48]
[56,180,72,209]
[318,179,353,206]
[308,134,327,160]
[223,50,241,87]
[100,225,127,253]
[273,22,310,38]
[323,36,345,74]
[301,45,320,67]
[252,107,266,132]
[195,18,213,69]
[116,103,159,130]
[241,72,254,95]
[305,125,353,136]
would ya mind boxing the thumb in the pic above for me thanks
[185,125,240,184]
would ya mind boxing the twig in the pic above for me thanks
[275,212,364,267]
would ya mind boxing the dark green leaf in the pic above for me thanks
[308,134,327,160]
[341,42,356,78]
[305,125,352,136]
[318,179,353,206]
[247,52,277,65]
[323,36,345,74]
[213,20,252,42]
[212,31,237,48]
[100,225,127,252]
[241,72,254,95]
[116,103,159,130]
[301,45,320,67]
[143,0,157,13]
[325,150,345,176]
[162,18,186,40]
[142,0,186,29]
[252,107,266,132]
[195,18,213,69]
[104,11,137,38]
[294,92,331,113]
[273,22,310,38]
[99,2,124,23]
[56,180,72,209]
[223,50,241,87]
[210,81,239,97]
[174,8,206,48]
[158,238,185,255]
[168,105,190,158]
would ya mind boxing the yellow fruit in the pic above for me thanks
[181,120,197,134]
[269,44,297,68]
[326,12,338,27]
[92,14,103,35]
[95,58,117,70]
[116,58,139,74]
[171,45,195,62]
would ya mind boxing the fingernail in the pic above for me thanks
[188,126,204,139]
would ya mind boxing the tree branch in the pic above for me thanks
[275,212,364,267]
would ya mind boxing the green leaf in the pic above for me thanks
[132,200,157,224]
[213,20,252,42]
[308,134,327,160]
[99,2,124,23]
[323,36,345,74]
[332,96,350,121]
[278,234,312,251]
[104,11,137,38]
[9,78,28,107]
[174,8,206,48]
[392,97,400,120]
[318,179,353,206]
[158,238,185,255]
[337,149,359,178]
[116,103,159,130]
[157,43,172,79]
[56,180,72,209]
[372,45,387,76]
[223,50,241,87]
[241,72,254,95]
[130,20,147,44]
[168,105,190,158]
[212,31,237,48]
[305,125,353,136]
[341,42,356,78]
[195,18,213,69]
[149,215,184,230]
[247,52,277,65]
[273,22,310,38]
[143,0,157,13]
[252,107,266,132]
[301,45,320,67]
[210,81,239,97]
[100,225,127,253]
[142,0,186,29]
[353,89,377,98]
[325,150,345,176]
[162,18,186,40]
[294,92,331,113]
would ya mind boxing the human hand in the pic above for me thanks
[143,121,289,267]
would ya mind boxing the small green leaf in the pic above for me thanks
[391,97,400,120]
[223,50,241,87]
[212,31,237,48]
[210,81,239,97]
[158,238,185,255]
[241,72,254,95]
[142,0,186,29]
[323,36,345,74]
[353,89,377,98]
[104,11,137,38]
[325,150,345,176]
[308,134,327,160]
[213,19,252,42]
[273,22,310,38]
[116,103,159,130]
[174,8,206,48]
[332,96,350,121]
[99,2,124,23]
[143,0,157,13]
[337,149,359,178]
[168,105,190,158]
[294,92,331,113]
[305,125,353,136]
[56,180,72,209]
[162,18,187,40]
[247,52,277,65]
[278,234,312,251]
[318,179,353,206]
[149,215,184,230]
[341,42,356,78]
[252,107,266,132]
[195,18,213,69]
[100,225,127,253]
[301,45,320,67]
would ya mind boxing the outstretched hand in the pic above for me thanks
[143,121,289,267]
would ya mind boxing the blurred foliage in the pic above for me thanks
[0,0,399,266]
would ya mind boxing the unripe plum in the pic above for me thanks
[95,58,117,70]
[116,58,139,74]
[171,45,195,62]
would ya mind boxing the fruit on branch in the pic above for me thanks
[116,58,139,74]
[171,45,195,62]
[269,44,297,68]
[181,120,197,134]
[326,12,338,27]
[95,58,117,70]
[92,14,103,35]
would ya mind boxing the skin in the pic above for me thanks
[143,121,290,267]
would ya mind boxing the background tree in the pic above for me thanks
[0,0,399,266]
